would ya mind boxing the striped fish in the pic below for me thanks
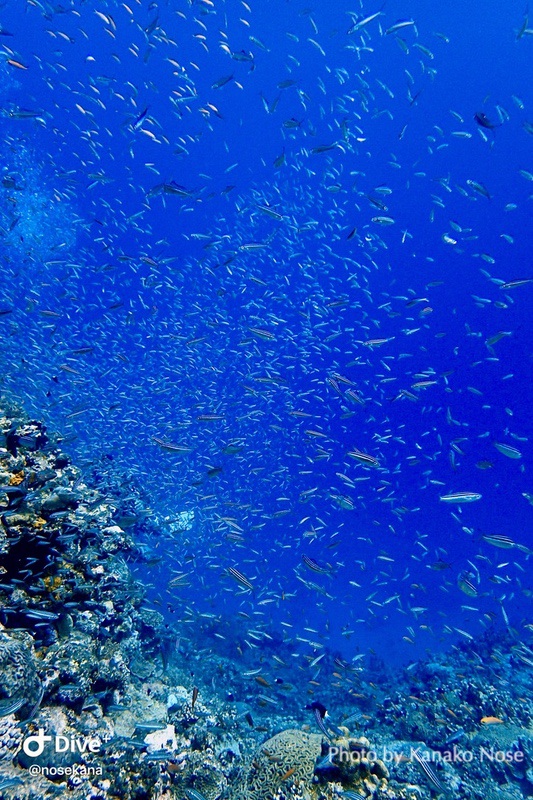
[302,554,333,574]
[493,442,522,459]
[481,533,516,549]
[226,566,254,591]
[411,748,445,793]
[347,449,380,467]
[0,696,25,717]
[313,706,332,740]
[439,491,482,504]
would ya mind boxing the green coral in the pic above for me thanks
[237,728,322,800]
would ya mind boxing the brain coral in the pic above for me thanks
[0,631,42,717]
[239,729,322,800]
[0,714,23,762]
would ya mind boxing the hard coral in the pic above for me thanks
[237,728,322,800]
[0,630,42,718]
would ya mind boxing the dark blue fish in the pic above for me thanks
[474,112,500,129]
[444,729,465,745]
[315,750,336,771]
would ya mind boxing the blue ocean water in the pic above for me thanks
[0,0,531,669]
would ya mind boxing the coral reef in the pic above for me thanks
[0,400,531,800]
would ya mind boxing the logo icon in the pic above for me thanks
[22,729,52,757]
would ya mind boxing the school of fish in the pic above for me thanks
[0,0,531,665]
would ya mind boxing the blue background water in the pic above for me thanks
[0,0,531,667]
